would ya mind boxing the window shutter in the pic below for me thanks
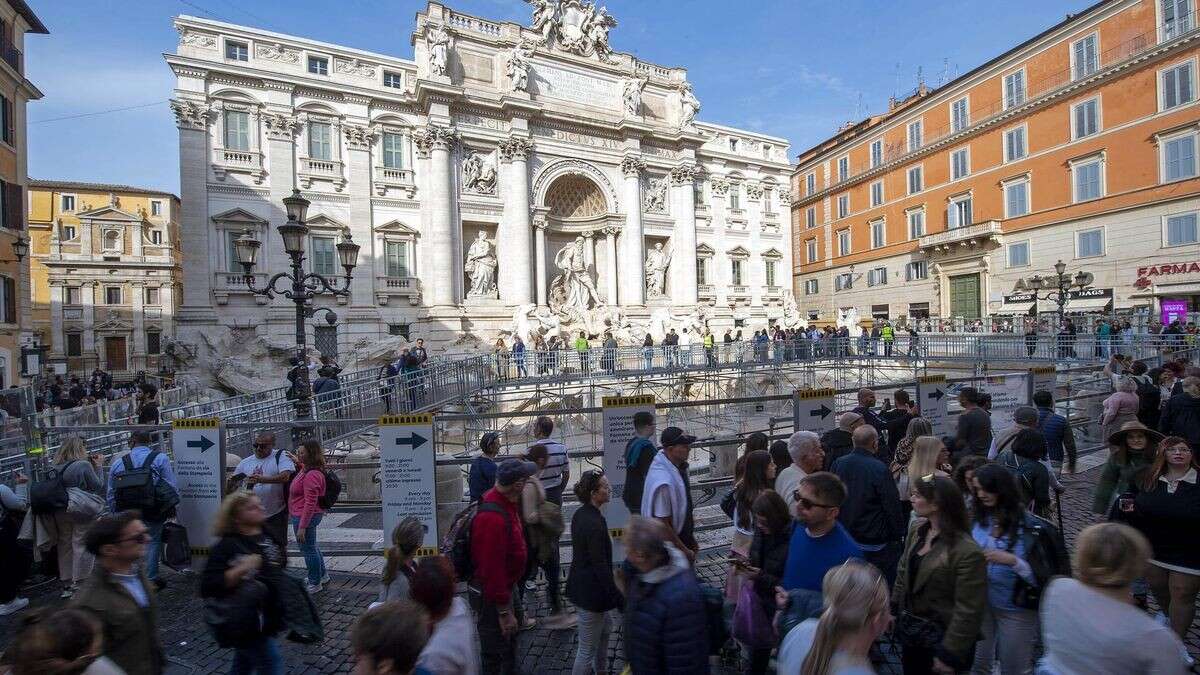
[4,97,12,145]
[3,276,15,324]
[5,181,20,230]
[1182,65,1193,105]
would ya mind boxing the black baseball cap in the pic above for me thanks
[660,426,697,447]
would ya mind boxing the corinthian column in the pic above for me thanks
[499,136,534,305]
[169,99,216,318]
[604,226,619,303]
[416,124,458,307]
[670,163,699,306]
[533,212,549,306]
[619,155,646,306]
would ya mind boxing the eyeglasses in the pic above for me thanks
[794,491,834,510]
[1166,446,1192,454]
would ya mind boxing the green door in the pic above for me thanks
[949,273,981,319]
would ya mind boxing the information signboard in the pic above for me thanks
[172,418,224,566]
[601,395,655,553]
[379,414,438,557]
[917,375,950,437]
[793,388,838,434]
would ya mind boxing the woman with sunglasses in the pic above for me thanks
[1122,436,1200,645]
[893,474,987,674]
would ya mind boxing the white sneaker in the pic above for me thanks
[320,573,331,585]
[305,581,323,594]
[0,597,29,616]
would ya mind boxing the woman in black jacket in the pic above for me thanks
[566,470,621,675]
[743,489,794,674]
[201,492,286,675]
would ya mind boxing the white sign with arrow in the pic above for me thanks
[379,414,439,556]
[172,417,224,567]
[793,388,838,434]
[917,375,950,437]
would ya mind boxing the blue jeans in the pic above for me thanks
[145,520,164,580]
[290,514,325,585]
[231,637,283,675]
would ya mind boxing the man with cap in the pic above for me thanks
[820,412,863,470]
[471,457,536,674]
[988,405,1041,461]
[641,426,700,564]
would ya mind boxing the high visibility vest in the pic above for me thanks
[703,334,715,348]
[881,326,895,341]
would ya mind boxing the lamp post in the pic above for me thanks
[232,189,359,424]
[1014,259,1094,332]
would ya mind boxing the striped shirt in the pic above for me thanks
[532,438,569,492]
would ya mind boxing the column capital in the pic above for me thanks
[169,99,214,131]
[620,155,646,178]
[670,163,698,186]
[602,225,622,236]
[342,122,377,151]
[499,135,533,162]
[263,111,301,140]
[709,175,729,195]
[415,124,458,158]
[778,187,792,206]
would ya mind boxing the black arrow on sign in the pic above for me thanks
[186,436,215,453]
[927,389,945,401]
[809,404,832,419]
[395,432,429,449]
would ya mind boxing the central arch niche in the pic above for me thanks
[545,174,606,219]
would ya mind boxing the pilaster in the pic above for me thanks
[499,135,534,305]
[670,163,699,306]
[416,123,459,307]
[620,155,646,306]
[170,99,218,321]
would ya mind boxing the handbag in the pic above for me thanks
[731,582,774,649]
[203,578,269,648]
[720,489,736,519]
[66,487,104,523]
[894,610,944,649]
[162,521,192,571]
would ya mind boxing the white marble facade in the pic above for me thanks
[166,1,792,351]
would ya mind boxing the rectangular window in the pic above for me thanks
[870,140,883,168]
[765,260,777,287]
[383,132,405,169]
[837,156,849,181]
[907,166,923,194]
[905,261,928,281]
[1164,0,1193,40]
[1162,61,1195,110]
[837,229,851,256]
[835,273,853,290]
[867,267,888,286]
[837,194,849,218]
[383,70,403,88]
[62,225,76,241]
[696,258,708,286]
[60,194,75,212]
[805,279,819,295]
[907,120,923,152]
[805,207,816,229]
[870,181,884,207]
[146,331,161,356]
[1008,241,1030,267]
[870,219,885,249]
[1164,134,1198,181]
[1,276,13,324]
[388,323,411,339]
[150,230,162,245]
[1004,70,1026,109]
[307,56,329,75]
[1167,212,1199,245]
[66,333,82,357]
[908,209,925,239]
[729,188,741,210]
[150,200,162,217]
[105,287,122,305]
[806,238,818,262]
[948,195,973,229]
[0,96,11,146]
[951,147,970,180]
[1073,98,1100,139]
[308,122,332,160]
[1077,227,1105,258]
[226,231,243,273]
[805,173,816,195]
[1073,34,1099,80]
[1073,159,1103,202]
[1005,178,1030,218]
[65,286,81,305]
[731,259,744,285]
[224,110,250,151]
[1004,126,1027,162]
[144,287,160,305]
[225,40,248,61]
[385,240,409,277]
[951,97,969,132]
[311,236,336,275]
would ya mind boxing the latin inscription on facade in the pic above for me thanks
[532,124,622,150]
[530,62,620,109]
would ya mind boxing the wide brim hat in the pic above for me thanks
[1107,420,1164,447]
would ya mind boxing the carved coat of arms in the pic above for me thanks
[525,0,616,62]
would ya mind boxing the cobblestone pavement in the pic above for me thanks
[2,461,1197,673]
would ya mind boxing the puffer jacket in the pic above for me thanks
[624,544,710,675]
[1160,392,1200,451]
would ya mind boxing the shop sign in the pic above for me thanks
[1068,288,1112,300]
[1161,299,1189,325]
[1135,262,1200,288]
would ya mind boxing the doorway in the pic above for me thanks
[948,274,981,319]
[104,336,128,372]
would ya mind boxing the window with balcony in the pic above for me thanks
[1073,98,1100,139]
[805,279,819,295]
[805,173,816,195]
[905,261,928,281]
[308,56,329,75]
[696,257,708,286]
[1166,212,1199,246]
[311,235,336,275]
[144,287,160,305]
[837,229,851,256]
[1004,178,1030,218]
[731,258,744,285]
[908,209,925,239]
[870,219,885,249]
[385,240,410,277]
[66,333,82,357]
[948,195,973,229]
[1077,227,1105,258]
[1161,61,1195,110]
[382,132,405,169]
[806,238,818,263]
[907,166,923,194]
[907,120,923,152]
[308,122,333,160]
[1073,34,1099,80]
[60,194,75,212]
[729,187,741,211]
[765,260,777,287]
[226,231,243,273]
[224,110,250,151]
[806,207,816,229]
[870,181,884,207]
[870,140,883,168]
[951,147,970,180]
[1004,70,1026,109]
[65,286,81,305]
[1163,0,1193,41]
[383,70,404,88]
[150,230,162,245]
[1072,157,1104,202]
[225,40,248,61]
[837,194,849,218]
[837,155,849,182]
[1004,126,1027,162]
[867,267,888,286]
[104,286,122,305]
[1008,241,1030,267]
[951,97,969,132]
[1163,132,1197,182]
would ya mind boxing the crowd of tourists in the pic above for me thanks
[3,351,1200,674]
[36,370,161,423]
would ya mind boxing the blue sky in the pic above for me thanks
[25,0,1094,194]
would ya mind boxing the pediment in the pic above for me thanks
[211,207,268,226]
[762,247,783,259]
[77,205,141,222]
[695,243,715,256]
[93,309,134,331]
[305,213,349,230]
[376,219,418,236]
[727,245,751,257]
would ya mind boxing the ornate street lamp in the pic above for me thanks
[233,188,356,425]
[10,234,28,262]
[1014,259,1093,333]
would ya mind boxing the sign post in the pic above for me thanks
[601,395,655,555]
[172,418,224,567]
[982,374,1030,432]
[379,414,439,557]
[792,388,837,434]
[917,375,949,437]
[1029,366,1056,402]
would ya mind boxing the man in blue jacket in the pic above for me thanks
[830,425,904,585]
[106,431,177,587]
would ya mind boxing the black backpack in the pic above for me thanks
[317,469,342,510]
[29,460,78,515]
[1133,375,1160,422]
[440,501,508,581]
[112,450,177,518]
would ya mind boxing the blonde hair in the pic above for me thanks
[53,436,88,466]
[211,491,260,537]
[382,517,425,586]
[907,436,946,482]
[1074,522,1150,589]
[801,561,890,675]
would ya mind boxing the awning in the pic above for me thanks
[992,300,1036,316]
[1064,296,1113,313]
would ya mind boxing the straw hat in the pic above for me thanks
[1106,420,1164,447]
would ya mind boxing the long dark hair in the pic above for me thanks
[913,474,970,540]
[736,450,774,530]
[972,463,1026,549]
[751,490,791,535]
